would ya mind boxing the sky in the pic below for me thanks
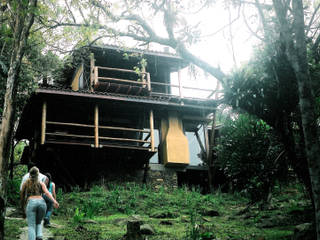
[165,2,260,99]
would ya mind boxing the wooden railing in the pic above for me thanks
[91,65,151,92]
[90,62,217,99]
[40,102,156,151]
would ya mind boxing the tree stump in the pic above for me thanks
[125,219,143,240]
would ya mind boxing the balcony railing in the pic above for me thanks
[90,65,217,99]
[40,102,156,151]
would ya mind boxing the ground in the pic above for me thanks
[4,183,313,240]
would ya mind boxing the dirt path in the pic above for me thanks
[6,207,57,240]
[18,225,55,240]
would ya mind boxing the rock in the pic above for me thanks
[150,211,178,219]
[83,219,98,224]
[130,215,144,222]
[124,220,143,240]
[202,217,211,222]
[203,209,220,217]
[258,219,277,228]
[140,224,155,235]
[181,215,189,222]
[292,223,316,240]
[112,218,128,226]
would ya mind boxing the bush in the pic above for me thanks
[216,113,285,204]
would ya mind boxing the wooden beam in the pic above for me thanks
[98,76,147,85]
[149,109,155,151]
[90,53,95,92]
[47,121,150,133]
[195,130,206,158]
[99,136,150,143]
[94,67,98,85]
[96,66,147,74]
[147,73,151,91]
[41,101,47,145]
[94,104,99,148]
[203,123,209,159]
[178,70,183,98]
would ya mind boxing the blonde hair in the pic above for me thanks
[24,167,41,196]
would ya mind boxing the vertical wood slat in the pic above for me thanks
[41,101,47,145]
[147,73,151,92]
[203,123,209,158]
[178,70,183,98]
[90,53,94,92]
[149,109,155,151]
[94,66,98,85]
[94,104,99,148]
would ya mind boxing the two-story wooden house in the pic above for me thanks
[15,45,217,188]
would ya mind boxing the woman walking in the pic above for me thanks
[20,167,59,240]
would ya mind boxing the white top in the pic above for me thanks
[20,172,47,190]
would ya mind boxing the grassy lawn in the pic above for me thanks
[5,183,312,240]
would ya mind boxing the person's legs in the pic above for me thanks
[26,200,37,240]
[43,194,53,225]
[35,199,46,239]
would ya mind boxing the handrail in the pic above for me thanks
[96,66,147,75]
[92,65,218,99]
[46,121,152,146]
[98,77,147,85]
[47,121,150,133]
[46,132,151,144]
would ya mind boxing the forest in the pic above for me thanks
[2,0,320,239]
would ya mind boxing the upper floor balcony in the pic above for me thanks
[71,45,218,101]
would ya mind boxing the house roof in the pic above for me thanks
[88,44,189,71]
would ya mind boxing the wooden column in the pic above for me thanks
[147,73,151,92]
[41,101,47,145]
[94,104,99,148]
[90,53,95,92]
[203,123,209,158]
[94,66,98,85]
[149,109,155,151]
[178,70,183,98]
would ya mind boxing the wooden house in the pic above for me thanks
[15,45,217,188]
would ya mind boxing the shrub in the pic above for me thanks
[216,113,285,204]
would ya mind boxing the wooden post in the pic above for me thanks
[90,53,95,92]
[178,70,183,98]
[94,104,99,148]
[147,73,151,92]
[41,101,47,145]
[203,123,209,158]
[141,65,146,85]
[149,110,155,151]
[207,111,217,192]
[94,66,98,85]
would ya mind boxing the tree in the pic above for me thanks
[0,1,38,239]
[272,1,320,238]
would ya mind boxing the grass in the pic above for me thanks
[4,218,25,240]
[5,182,312,240]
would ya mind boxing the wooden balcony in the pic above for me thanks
[90,64,218,99]
[40,102,156,152]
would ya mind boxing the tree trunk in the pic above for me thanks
[273,0,320,238]
[0,1,37,239]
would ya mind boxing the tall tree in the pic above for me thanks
[0,1,37,239]
[272,0,320,238]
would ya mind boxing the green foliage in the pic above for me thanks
[73,207,85,224]
[6,181,311,240]
[6,178,21,206]
[216,113,285,203]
